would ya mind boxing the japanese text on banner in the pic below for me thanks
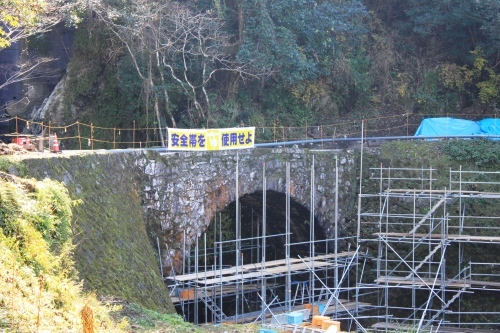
[167,127,255,151]
[167,129,207,151]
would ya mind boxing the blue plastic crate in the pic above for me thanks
[259,329,278,333]
[287,311,304,325]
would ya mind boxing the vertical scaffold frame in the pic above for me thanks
[358,165,500,332]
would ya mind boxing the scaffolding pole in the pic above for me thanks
[261,162,267,323]
[310,155,315,306]
[285,161,291,313]
[235,151,240,323]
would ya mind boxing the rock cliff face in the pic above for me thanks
[0,24,75,123]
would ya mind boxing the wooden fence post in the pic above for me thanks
[77,122,82,150]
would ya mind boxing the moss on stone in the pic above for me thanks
[17,152,173,313]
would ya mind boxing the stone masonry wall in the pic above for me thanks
[18,151,174,312]
[14,147,358,303]
[138,147,358,273]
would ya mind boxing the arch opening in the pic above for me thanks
[174,190,334,324]
[206,190,327,266]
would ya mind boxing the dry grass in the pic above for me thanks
[0,170,260,333]
[81,302,95,333]
[0,174,126,333]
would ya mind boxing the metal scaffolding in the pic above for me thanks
[164,153,373,328]
[358,165,500,332]
[163,145,500,332]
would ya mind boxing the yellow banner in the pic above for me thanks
[167,127,255,151]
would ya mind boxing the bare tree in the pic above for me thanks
[95,0,265,132]
[0,56,56,91]
[156,4,239,121]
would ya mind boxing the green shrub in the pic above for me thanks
[442,139,500,166]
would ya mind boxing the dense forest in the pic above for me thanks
[2,0,500,134]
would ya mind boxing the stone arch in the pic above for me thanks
[139,148,357,273]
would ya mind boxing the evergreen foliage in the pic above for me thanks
[46,0,500,132]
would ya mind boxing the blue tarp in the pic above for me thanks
[414,117,482,137]
[478,118,500,136]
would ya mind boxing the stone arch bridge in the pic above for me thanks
[139,147,358,270]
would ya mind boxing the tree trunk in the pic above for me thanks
[155,51,177,128]
[148,55,165,146]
